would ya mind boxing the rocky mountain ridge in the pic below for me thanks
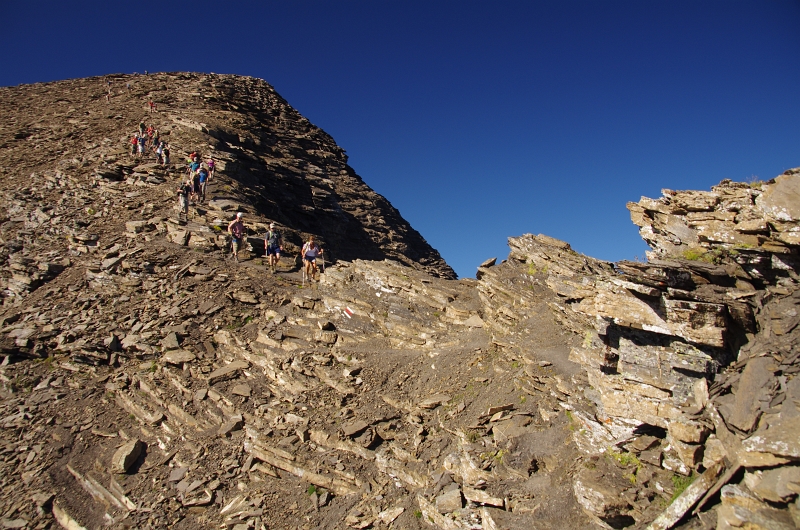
[0,72,454,284]
[0,73,798,530]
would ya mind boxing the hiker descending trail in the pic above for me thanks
[197,166,208,203]
[228,212,246,262]
[264,223,283,274]
[207,157,215,179]
[302,234,323,282]
[176,179,192,220]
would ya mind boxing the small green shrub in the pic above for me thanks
[670,473,695,502]
[682,247,710,261]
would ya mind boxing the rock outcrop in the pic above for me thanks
[481,170,800,529]
[0,72,798,530]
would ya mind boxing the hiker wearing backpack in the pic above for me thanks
[188,157,200,176]
[302,235,323,281]
[191,168,202,203]
[264,223,283,274]
[176,179,192,220]
[197,167,208,203]
[228,213,246,262]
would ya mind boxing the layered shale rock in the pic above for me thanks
[0,71,797,530]
[0,72,454,283]
[479,170,800,529]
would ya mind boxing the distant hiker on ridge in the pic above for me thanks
[228,213,246,262]
[264,223,283,274]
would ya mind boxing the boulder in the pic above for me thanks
[111,439,144,474]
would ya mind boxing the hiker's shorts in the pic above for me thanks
[232,238,241,253]
[266,245,280,256]
[304,255,317,263]
[179,196,188,213]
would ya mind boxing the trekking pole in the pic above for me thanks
[321,254,325,274]
[302,258,306,288]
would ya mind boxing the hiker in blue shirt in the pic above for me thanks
[197,167,209,203]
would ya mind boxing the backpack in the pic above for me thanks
[266,231,280,246]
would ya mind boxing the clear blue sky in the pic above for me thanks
[3,1,799,278]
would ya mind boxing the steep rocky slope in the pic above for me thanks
[0,73,798,530]
[0,72,454,282]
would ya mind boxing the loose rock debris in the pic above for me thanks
[0,72,798,529]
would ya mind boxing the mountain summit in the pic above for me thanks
[0,71,455,281]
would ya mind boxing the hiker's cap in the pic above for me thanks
[269,223,275,228]
[236,212,243,218]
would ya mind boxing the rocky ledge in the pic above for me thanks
[0,71,798,530]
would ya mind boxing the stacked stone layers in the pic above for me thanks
[481,170,800,527]
[628,169,800,261]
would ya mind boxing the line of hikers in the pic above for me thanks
[168,142,324,280]
[175,151,217,219]
[129,120,170,166]
[227,213,324,280]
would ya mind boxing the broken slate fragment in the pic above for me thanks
[161,332,181,350]
[168,466,189,482]
[111,439,144,474]
[725,356,775,433]
[463,486,504,507]
[342,421,369,438]
[378,506,404,524]
[751,466,800,503]
[418,394,451,409]
[486,404,514,416]
[462,315,485,328]
[230,384,251,397]
[232,291,259,304]
[435,488,463,513]
[218,414,244,436]
[162,350,196,365]
[208,360,249,384]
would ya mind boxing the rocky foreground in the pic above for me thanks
[0,73,799,530]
